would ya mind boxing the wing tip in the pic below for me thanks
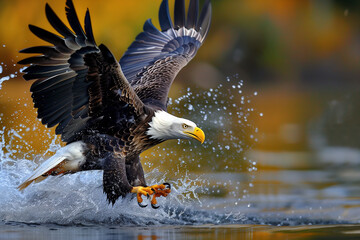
[28,24,37,31]
[185,0,199,29]
[65,0,75,10]
[159,0,173,31]
[174,0,186,29]
[45,3,53,22]
[197,0,212,39]
[17,58,31,65]
[17,180,33,191]
[65,0,86,41]
[84,8,96,45]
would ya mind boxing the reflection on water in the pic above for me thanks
[2,223,360,240]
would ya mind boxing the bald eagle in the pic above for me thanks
[17,0,211,208]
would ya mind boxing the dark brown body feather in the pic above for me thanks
[18,0,211,204]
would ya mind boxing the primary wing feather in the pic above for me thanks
[120,0,212,110]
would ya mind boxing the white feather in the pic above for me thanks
[18,141,87,190]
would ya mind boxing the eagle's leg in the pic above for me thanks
[126,155,171,208]
[126,155,146,187]
[103,153,133,205]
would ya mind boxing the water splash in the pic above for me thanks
[157,74,260,206]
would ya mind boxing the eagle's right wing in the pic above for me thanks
[120,0,212,110]
[18,0,145,142]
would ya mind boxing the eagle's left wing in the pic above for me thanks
[120,0,212,110]
[18,0,146,142]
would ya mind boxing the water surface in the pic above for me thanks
[1,71,360,239]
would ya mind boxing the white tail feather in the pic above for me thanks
[18,141,87,191]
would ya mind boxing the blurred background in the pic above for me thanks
[1,0,360,221]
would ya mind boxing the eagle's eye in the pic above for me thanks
[182,124,189,129]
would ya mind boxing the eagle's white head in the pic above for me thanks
[147,110,205,143]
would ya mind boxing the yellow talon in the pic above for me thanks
[131,183,171,209]
[131,186,154,207]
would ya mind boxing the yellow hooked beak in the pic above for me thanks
[184,127,205,144]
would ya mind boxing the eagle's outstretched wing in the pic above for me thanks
[19,0,145,142]
[120,0,212,110]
